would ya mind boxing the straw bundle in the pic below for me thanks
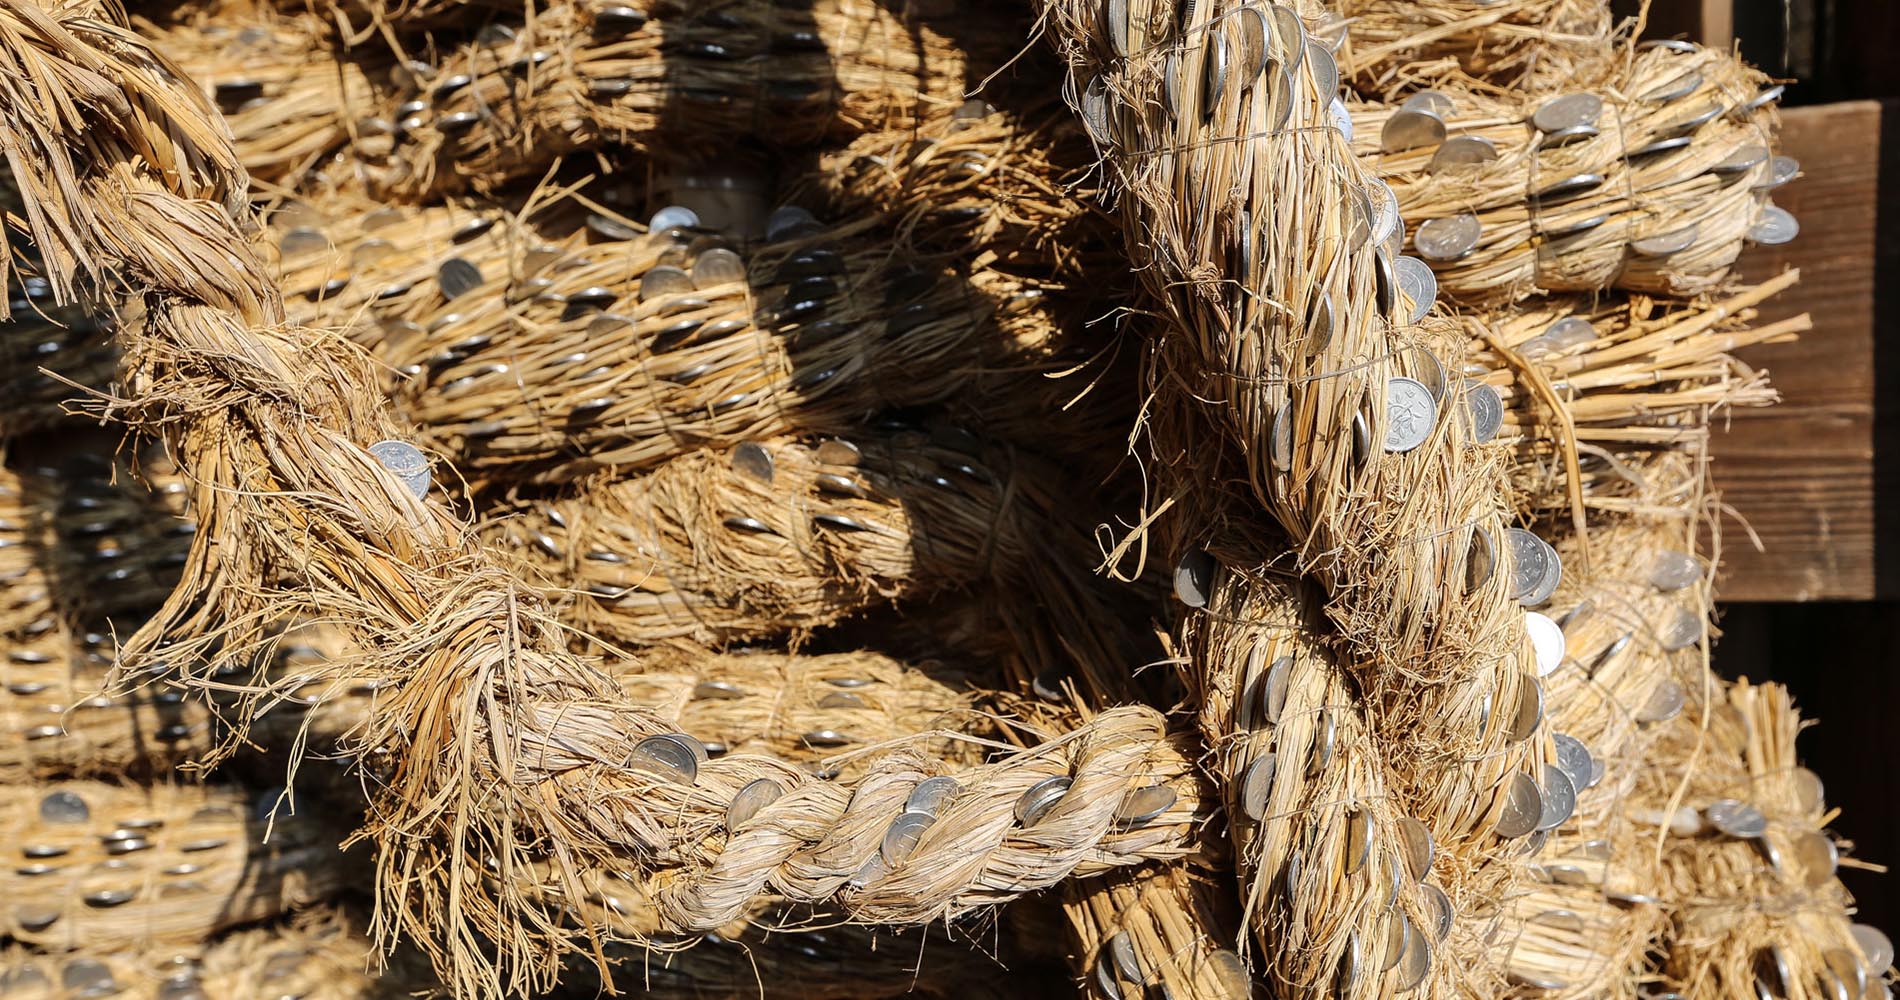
[1332,0,1615,94]
[1632,678,1887,999]
[1062,864,1255,999]
[0,8,1203,994]
[164,0,1015,201]
[0,780,351,951]
[1351,41,1786,305]
[486,430,1052,647]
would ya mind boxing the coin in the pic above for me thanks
[1631,225,1699,256]
[1631,135,1694,159]
[1525,612,1566,676]
[1507,677,1544,743]
[1115,784,1177,827]
[1263,655,1292,724]
[1346,186,1375,250]
[1744,84,1787,112]
[368,440,427,476]
[1759,155,1801,190]
[1536,765,1576,831]
[1539,123,1599,148]
[881,810,935,865]
[1660,605,1702,650]
[1335,930,1361,995]
[1381,109,1447,153]
[1173,549,1216,608]
[1429,135,1498,172]
[1403,90,1456,118]
[627,734,699,783]
[1271,402,1295,472]
[1310,708,1336,774]
[1504,528,1550,601]
[1665,102,1725,135]
[1793,830,1838,887]
[1495,772,1543,838]
[691,248,747,288]
[1104,0,1129,57]
[1552,733,1595,793]
[1407,347,1446,402]
[731,442,774,484]
[1374,248,1398,318]
[437,258,483,299]
[1793,768,1825,812]
[648,205,699,234]
[1642,70,1703,103]
[1395,256,1437,324]
[1748,205,1799,245]
[1080,75,1111,145]
[1015,775,1073,826]
[1384,377,1436,452]
[1368,180,1401,249]
[1206,950,1251,998]
[1108,931,1142,983]
[1344,808,1373,875]
[1231,7,1269,86]
[1304,290,1336,355]
[1648,549,1702,590]
[1269,5,1305,71]
[278,226,330,261]
[1466,526,1497,592]
[1466,382,1504,444]
[1522,540,1562,608]
[1397,816,1435,880]
[726,778,783,830]
[1543,213,1608,239]
[1635,680,1685,724]
[1415,213,1481,261]
[1714,144,1770,175]
[1854,924,1895,974]
[1396,921,1432,991]
[814,439,861,466]
[1240,752,1278,821]
[1329,97,1354,140]
[1532,93,1603,133]
[1418,881,1453,941]
[641,265,695,301]
[1200,25,1229,116]
[1307,40,1339,97]
[1535,173,1606,204]
[906,776,960,818]
[40,790,90,824]
[1705,798,1768,839]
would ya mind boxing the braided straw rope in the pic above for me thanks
[0,780,351,951]
[0,11,1203,995]
[1332,0,1614,95]
[1351,42,1784,305]
[487,430,1049,647]
[161,0,1011,201]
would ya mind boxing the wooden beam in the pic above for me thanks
[1711,101,1890,600]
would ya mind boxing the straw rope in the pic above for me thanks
[0,779,351,951]
[1351,42,1785,305]
[1064,864,1256,999]
[0,5,1202,994]
[1333,0,1615,95]
[160,0,1012,201]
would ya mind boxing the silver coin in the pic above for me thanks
[1309,708,1336,774]
[1543,213,1609,238]
[1635,680,1685,724]
[1418,881,1453,942]
[1108,930,1142,983]
[1535,173,1607,204]
[437,258,483,299]
[731,442,774,484]
[1539,123,1599,148]
[1639,38,1699,52]
[1854,924,1895,974]
[906,776,960,818]
[1353,410,1373,466]
[1269,5,1305,71]
[1631,225,1699,257]
[627,734,699,783]
[1397,921,1432,991]
[1397,816,1435,880]
[1173,549,1216,608]
[648,205,699,234]
[1231,7,1270,86]
[84,888,137,908]
[1395,257,1437,325]
[1330,97,1354,140]
[1407,348,1446,402]
[1552,733,1595,793]
[1522,540,1562,608]
[1415,213,1482,261]
[802,729,854,747]
[1374,248,1399,318]
[814,473,866,500]
[1504,528,1550,602]
[1403,90,1456,118]
[1526,611,1566,676]
[1383,377,1436,452]
[1271,402,1295,472]
[1642,69,1703,103]
[1759,155,1801,190]
[1369,180,1401,249]
[1080,75,1112,145]
[1346,186,1375,251]
[1648,550,1702,590]
[1381,910,1409,972]
[1161,50,1182,119]
[640,265,696,301]
[1705,798,1768,839]
[1532,93,1603,133]
[1508,678,1545,743]
[814,439,861,466]
[1115,784,1177,827]
[1714,144,1770,176]
[726,778,783,830]
[1466,382,1504,443]
[1240,752,1278,821]
[1304,289,1336,355]
[1466,526,1497,592]
[693,680,745,701]
[39,791,89,824]
[1793,830,1838,887]
[1429,135,1498,172]
[1335,929,1362,995]
[1793,767,1826,812]
[1200,25,1228,116]
[1381,109,1447,153]
[1307,40,1339,97]
[1495,772,1543,838]
[1748,205,1799,245]
[278,227,330,260]
[1104,0,1129,57]
[1826,948,1867,999]
[881,810,935,865]
[1536,764,1576,831]
[1344,808,1373,874]
[368,440,428,476]
[1664,102,1725,135]
[1263,655,1293,724]
[816,691,866,710]
[1631,135,1694,159]
[1744,84,1787,113]
[1660,605,1702,650]
[1016,776,1073,826]
[691,248,747,288]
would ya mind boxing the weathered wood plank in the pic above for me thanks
[1711,101,1887,600]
